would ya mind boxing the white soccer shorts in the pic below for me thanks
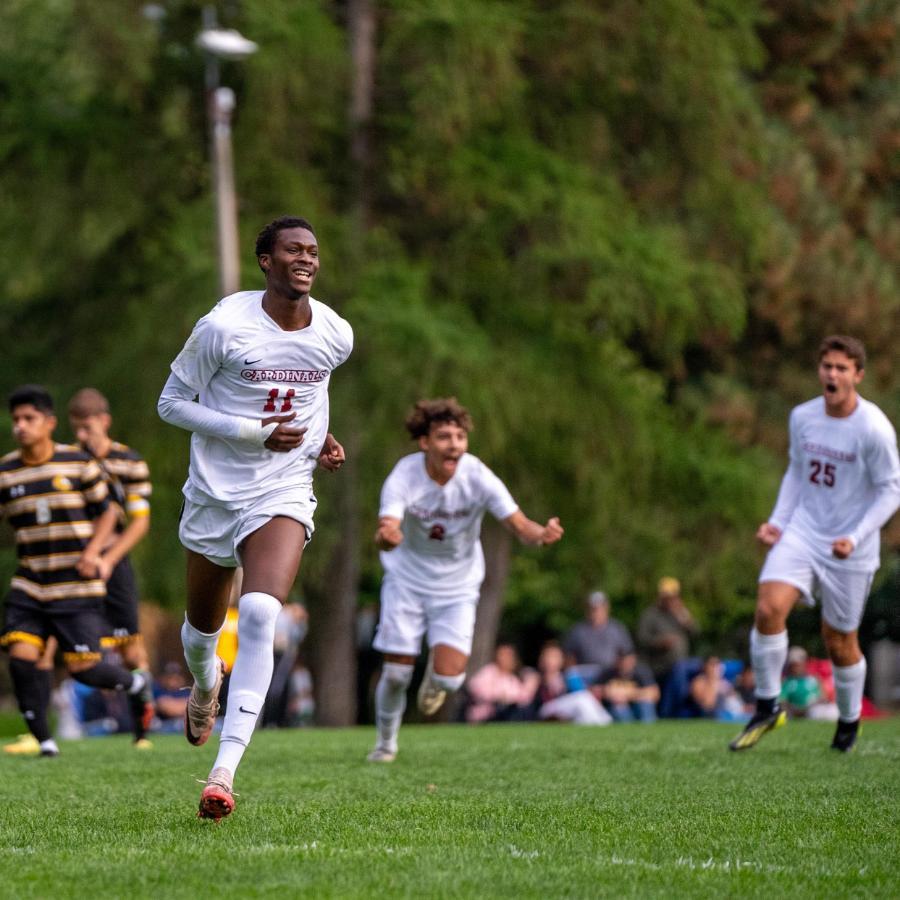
[759,531,875,633]
[372,575,479,657]
[179,486,316,567]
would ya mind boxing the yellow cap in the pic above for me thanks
[657,576,680,596]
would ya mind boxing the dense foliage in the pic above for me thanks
[1,0,897,653]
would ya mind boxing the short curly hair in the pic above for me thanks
[405,397,473,439]
[818,335,866,371]
[254,216,316,272]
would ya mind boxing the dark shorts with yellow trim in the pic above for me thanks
[101,556,140,646]
[1,589,106,663]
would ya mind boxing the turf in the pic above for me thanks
[1,719,897,898]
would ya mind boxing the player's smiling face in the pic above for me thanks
[261,227,319,300]
[420,421,468,485]
[11,404,56,451]
[818,350,863,417]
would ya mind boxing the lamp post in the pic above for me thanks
[196,8,258,297]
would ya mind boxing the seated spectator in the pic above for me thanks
[466,643,540,723]
[562,590,634,685]
[595,652,659,723]
[689,655,746,721]
[152,661,189,733]
[781,647,838,721]
[285,655,316,727]
[532,640,612,726]
[732,665,756,720]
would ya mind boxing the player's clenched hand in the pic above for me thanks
[375,519,404,551]
[76,552,102,579]
[832,537,855,559]
[318,433,346,471]
[756,522,781,547]
[262,412,307,452]
[540,517,564,546]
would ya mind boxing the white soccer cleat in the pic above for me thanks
[366,746,397,763]
[416,651,447,716]
[185,657,225,747]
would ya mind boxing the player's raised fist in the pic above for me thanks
[756,522,781,547]
[541,516,564,545]
[831,537,855,559]
[318,433,346,471]
[262,412,307,452]
[375,518,404,551]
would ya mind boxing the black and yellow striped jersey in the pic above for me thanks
[94,441,152,529]
[0,444,109,602]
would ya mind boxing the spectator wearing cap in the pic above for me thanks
[562,590,635,686]
[780,647,838,721]
[637,576,700,716]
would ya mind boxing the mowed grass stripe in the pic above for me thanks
[1,720,897,898]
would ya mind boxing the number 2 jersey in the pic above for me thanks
[378,452,519,596]
[769,396,900,570]
[169,291,353,508]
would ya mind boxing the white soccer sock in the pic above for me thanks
[213,592,281,776]
[833,658,866,723]
[429,671,466,693]
[750,627,788,700]
[182,617,224,693]
[374,663,414,753]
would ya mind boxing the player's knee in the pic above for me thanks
[430,671,466,693]
[822,625,859,666]
[382,662,414,690]
[237,592,281,640]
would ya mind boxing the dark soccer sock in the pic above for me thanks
[71,663,150,740]
[9,658,53,743]
[70,660,135,692]
[756,695,777,717]
[37,665,53,712]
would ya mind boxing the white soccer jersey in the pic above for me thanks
[771,396,900,570]
[170,291,353,507]
[379,452,519,595]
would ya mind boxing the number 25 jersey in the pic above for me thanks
[170,291,353,507]
[778,396,900,569]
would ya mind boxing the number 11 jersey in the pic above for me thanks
[170,291,353,508]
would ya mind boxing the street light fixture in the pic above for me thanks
[197,9,258,297]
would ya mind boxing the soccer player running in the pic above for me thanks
[68,388,155,743]
[368,398,564,763]
[730,336,900,753]
[0,386,154,757]
[158,216,352,820]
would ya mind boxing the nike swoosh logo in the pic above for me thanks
[244,358,262,365]
[239,705,258,715]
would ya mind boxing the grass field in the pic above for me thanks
[1,718,898,898]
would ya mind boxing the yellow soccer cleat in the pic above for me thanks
[729,706,787,751]
[3,733,41,756]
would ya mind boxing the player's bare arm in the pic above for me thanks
[502,510,564,546]
[375,516,403,551]
[77,505,119,579]
[101,509,150,571]
[317,433,345,471]
[756,522,782,547]
[261,411,307,452]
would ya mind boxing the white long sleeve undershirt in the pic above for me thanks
[847,477,900,550]
[768,458,803,532]
[157,372,277,447]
